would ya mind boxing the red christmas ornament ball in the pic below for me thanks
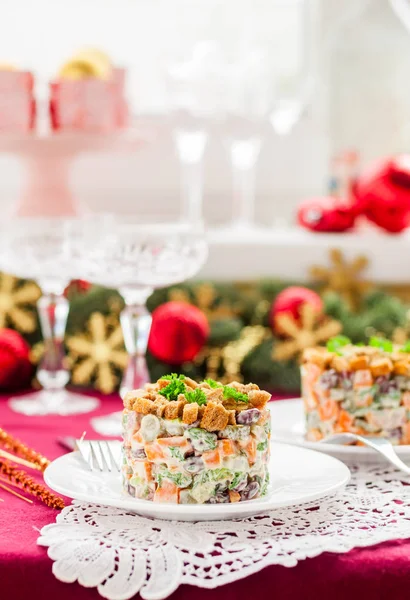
[270,287,323,334]
[0,329,33,390]
[148,302,210,365]
[297,196,356,233]
[353,155,410,233]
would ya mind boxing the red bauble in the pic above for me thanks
[64,279,92,299]
[297,196,356,233]
[0,329,33,391]
[148,302,209,365]
[270,287,323,334]
[353,155,410,233]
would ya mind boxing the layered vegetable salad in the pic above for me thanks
[122,375,271,504]
[302,336,410,444]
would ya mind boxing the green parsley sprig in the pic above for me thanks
[326,335,351,354]
[185,388,207,406]
[160,373,186,382]
[369,336,393,352]
[159,377,186,401]
[204,378,223,389]
[223,386,249,403]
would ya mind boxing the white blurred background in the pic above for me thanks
[0,0,408,224]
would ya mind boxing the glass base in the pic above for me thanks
[91,411,122,437]
[8,389,100,416]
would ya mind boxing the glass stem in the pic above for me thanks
[119,302,152,398]
[229,137,262,228]
[173,129,208,222]
[36,293,70,392]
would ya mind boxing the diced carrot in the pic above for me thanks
[132,460,154,482]
[353,369,373,388]
[336,410,354,432]
[144,442,165,462]
[154,480,179,503]
[243,437,257,465]
[229,490,241,503]
[354,388,374,408]
[304,363,322,385]
[219,439,236,457]
[306,428,323,441]
[403,392,410,409]
[202,448,222,468]
[157,436,193,458]
[402,422,410,444]
[303,390,321,411]
[318,398,338,421]
[157,436,187,447]
[132,431,144,444]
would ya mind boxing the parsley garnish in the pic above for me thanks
[369,337,393,352]
[160,373,186,381]
[204,378,223,389]
[326,335,351,353]
[169,446,184,461]
[185,388,207,406]
[159,379,186,401]
[401,341,410,353]
[223,386,249,403]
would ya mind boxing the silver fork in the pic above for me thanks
[321,433,410,474]
[77,440,121,473]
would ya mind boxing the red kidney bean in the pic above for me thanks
[236,409,261,425]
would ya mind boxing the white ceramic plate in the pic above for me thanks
[44,442,350,522]
[269,398,410,463]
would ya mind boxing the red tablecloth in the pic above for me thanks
[1,391,410,600]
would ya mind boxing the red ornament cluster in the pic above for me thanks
[298,154,410,234]
[148,302,209,365]
[0,329,33,391]
[270,287,323,334]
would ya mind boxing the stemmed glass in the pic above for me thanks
[165,43,222,222]
[0,218,100,416]
[81,217,208,399]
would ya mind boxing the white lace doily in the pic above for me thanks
[38,464,410,600]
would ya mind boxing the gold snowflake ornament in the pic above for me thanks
[310,248,371,310]
[66,312,128,394]
[0,273,41,333]
[169,283,242,321]
[273,302,342,361]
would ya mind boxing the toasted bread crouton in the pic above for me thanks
[164,400,186,420]
[243,382,259,393]
[248,389,271,410]
[349,355,370,371]
[184,377,198,389]
[331,356,349,372]
[155,400,168,418]
[133,396,156,415]
[302,348,327,369]
[182,403,199,425]
[205,388,224,403]
[370,358,393,377]
[228,381,246,393]
[227,410,236,426]
[198,405,206,420]
[229,490,241,503]
[200,402,230,432]
[145,383,159,392]
[198,381,211,390]
[157,378,170,390]
[123,390,139,409]
[393,359,410,376]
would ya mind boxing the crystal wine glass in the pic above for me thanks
[81,217,208,399]
[166,43,223,222]
[0,217,100,416]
